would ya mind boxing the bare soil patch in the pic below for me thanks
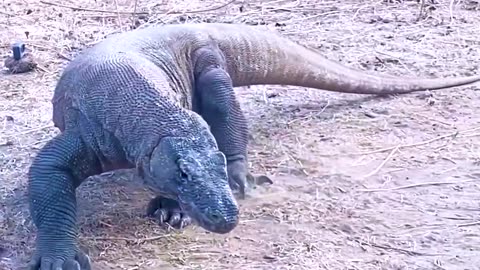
[1,0,480,269]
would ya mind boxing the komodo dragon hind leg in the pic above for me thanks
[192,47,273,199]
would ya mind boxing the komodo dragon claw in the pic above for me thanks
[227,158,274,199]
[29,250,91,270]
[146,196,192,229]
[247,174,274,186]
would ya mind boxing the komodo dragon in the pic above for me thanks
[27,22,480,269]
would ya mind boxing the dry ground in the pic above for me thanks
[1,0,480,269]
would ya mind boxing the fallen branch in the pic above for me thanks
[353,238,441,256]
[362,146,399,178]
[355,126,480,156]
[358,179,476,192]
[84,234,169,243]
[457,220,480,227]
[417,0,425,21]
[39,0,236,15]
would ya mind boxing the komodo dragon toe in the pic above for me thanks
[227,159,273,198]
[29,249,91,270]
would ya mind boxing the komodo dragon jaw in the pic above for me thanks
[140,136,239,234]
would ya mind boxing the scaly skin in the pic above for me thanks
[29,22,480,269]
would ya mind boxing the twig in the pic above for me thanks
[354,238,441,256]
[39,0,236,15]
[449,0,455,23]
[417,0,425,21]
[131,0,139,29]
[362,146,399,178]
[354,127,480,156]
[358,179,476,192]
[0,10,14,16]
[84,235,168,243]
[113,0,123,30]
[12,124,53,136]
[457,220,480,227]
[458,133,480,138]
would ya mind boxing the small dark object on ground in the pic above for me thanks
[3,42,37,74]
[0,246,6,258]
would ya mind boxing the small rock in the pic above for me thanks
[0,140,14,146]
[339,223,354,234]
[263,254,276,260]
[0,246,6,258]
[364,111,377,118]
[266,92,278,98]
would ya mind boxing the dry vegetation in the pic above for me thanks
[1,0,480,269]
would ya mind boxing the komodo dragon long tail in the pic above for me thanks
[190,23,480,94]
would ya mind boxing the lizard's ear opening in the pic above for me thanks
[148,137,182,178]
[176,154,201,178]
[177,159,192,182]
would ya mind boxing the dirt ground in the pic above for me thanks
[1,0,480,269]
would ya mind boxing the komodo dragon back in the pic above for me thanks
[181,23,480,94]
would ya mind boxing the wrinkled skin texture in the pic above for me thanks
[28,48,241,268]
[192,47,254,199]
[29,131,239,269]
[29,252,91,270]
[138,136,239,234]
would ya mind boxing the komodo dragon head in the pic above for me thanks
[139,134,239,234]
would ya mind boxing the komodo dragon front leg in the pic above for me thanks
[28,129,102,270]
[191,46,270,198]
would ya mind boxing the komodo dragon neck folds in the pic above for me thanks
[27,22,480,269]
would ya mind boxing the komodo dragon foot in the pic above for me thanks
[227,158,273,199]
[146,196,192,229]
[28,246,91,270]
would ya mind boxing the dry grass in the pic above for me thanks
[1,0,480,269]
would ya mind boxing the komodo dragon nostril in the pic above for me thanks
[208,211,224,223]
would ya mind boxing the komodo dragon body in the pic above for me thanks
[28,23,480,269]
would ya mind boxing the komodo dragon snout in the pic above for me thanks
[140,136,239,234]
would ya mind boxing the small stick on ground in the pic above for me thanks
[449,0,456,23]
[358,179,476,192]
[84,234,169,243]
[353,238,442,256]
[113,0,123,30]
[417,0,425,21]
[361,146,399,179]
[39,0,236,15]
[131,0,138,29]
[457,220,480,227]
[355,126,480,156]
